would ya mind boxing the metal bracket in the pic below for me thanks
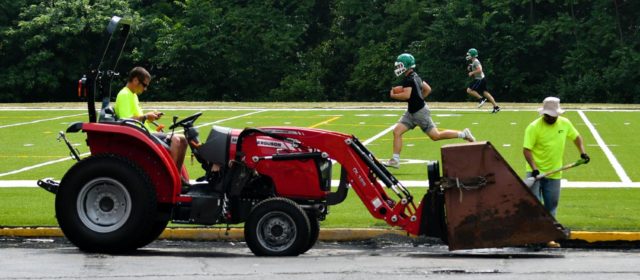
[37,178,59,194]
[57,131,81,161]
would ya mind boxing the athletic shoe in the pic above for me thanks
[546,241,561,248]
[383,158,400,169]
[491,106,501,114]
[477,98,487,108]
[463,128,475,142]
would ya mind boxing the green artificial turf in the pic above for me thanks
[0,108,631,182]
[558,188,640,231]
[0,188,56,226]
[2,187,639,232]
[1,105,639,231]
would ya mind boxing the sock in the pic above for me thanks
[392,154,400,161]
[458,132,465,138]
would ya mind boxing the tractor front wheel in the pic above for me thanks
[244,198,310,256]
[300,211,320,254]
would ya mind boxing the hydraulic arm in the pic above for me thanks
[236,127,568,250]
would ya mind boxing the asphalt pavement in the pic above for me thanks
[1,227,639,249]
[1,237,640,280]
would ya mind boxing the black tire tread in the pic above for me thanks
[56,154,158,253]
[244,197,310,256]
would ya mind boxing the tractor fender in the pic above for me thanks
[80,122,181,203]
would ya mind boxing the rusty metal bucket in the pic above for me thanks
[423,141,568,250]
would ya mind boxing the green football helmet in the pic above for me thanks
[466,48,478,60]
[394,53,416,77]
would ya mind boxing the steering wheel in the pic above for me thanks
[169,112,203,129]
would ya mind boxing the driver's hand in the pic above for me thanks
[153,111,164,120]
[145,112,160,122]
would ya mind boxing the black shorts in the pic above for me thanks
[468,78,487,93]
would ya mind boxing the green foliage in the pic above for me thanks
[268,52,327,102]
[0,0,136,102]
[0,0,638,102]
[150,0,314,101]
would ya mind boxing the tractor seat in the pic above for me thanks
[99,106,118,122]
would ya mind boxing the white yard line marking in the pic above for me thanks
[0,153,90,178]
[578,110,631,183]
[0,181,38,187]
[195,110,266,129]
[325,123,395,165]
[0,111,265,178]
[0,113,85,129]
[362,124,396,145]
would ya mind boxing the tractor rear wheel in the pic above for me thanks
[133,205,171,249]
[244,197,310,256]
[56,155,157,253]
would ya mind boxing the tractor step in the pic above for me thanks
[37,178,59,194]
[172,183,223,224]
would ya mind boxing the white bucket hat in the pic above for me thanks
[538,97,565,117]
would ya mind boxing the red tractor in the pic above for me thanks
[38,16,567,256]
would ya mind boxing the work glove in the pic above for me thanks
[531,169,540,178]
[524,169,539,187]
[581,153,590,164]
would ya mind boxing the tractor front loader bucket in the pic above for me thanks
[435,141,568,250]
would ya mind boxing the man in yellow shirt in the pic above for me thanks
[115,67,188,182]
[523,97,589,247]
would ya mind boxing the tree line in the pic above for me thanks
[1,0,638,103]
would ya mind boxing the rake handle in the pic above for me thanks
[534,158,587,180]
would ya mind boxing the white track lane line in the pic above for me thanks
[0,113,85,129]
[577,110,631,183]
[0,110,266,178]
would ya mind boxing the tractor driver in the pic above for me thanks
[115,67,189,185]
